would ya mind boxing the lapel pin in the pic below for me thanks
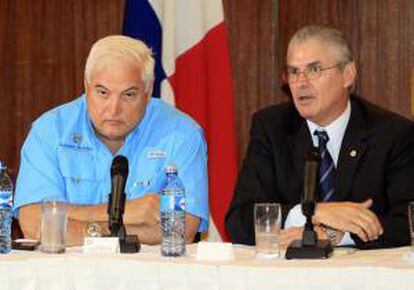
[349,149,357,158]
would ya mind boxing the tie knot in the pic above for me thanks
[314,130,329,145]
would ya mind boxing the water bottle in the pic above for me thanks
[0,161,13,254]
[160,165,186,257]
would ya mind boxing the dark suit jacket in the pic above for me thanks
[226,96,414,249]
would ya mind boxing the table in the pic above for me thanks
[0,244,413,290]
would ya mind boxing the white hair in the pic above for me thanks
[288,25,354,68]
[84,35,155,93]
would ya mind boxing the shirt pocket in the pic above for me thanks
[129,149,167,197]
[57,146,103,204]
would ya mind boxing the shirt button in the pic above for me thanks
[71,177,81,185]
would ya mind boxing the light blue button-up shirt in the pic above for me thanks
[14,95,209,232]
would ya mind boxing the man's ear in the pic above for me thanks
[147,81,154,99]
[343,61,356,89]
[84,78,89,96]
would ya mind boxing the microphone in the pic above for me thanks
[302,149,319,219]
[108,155,128,237]
[285,147,333,259]
[106,155,140,253]
[301,149,319,246]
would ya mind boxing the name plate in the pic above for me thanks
[83,237,120,253]
[195,242,235,261]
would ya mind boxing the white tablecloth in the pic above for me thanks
[0,244,414,290]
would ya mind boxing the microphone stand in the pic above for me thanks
[285,201,333,259]
[285,149,333,259]
[108,191,140,253]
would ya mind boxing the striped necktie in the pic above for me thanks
[314,130,336,201]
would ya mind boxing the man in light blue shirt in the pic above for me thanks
[14,35,208,245]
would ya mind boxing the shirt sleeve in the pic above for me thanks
[165,127,209,233]
[14,121,66,214]
[337,232,355,246]
[284,203,306,228]
[284,204,355,246]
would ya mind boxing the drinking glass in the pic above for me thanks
[408,202,414,253]
[40,196,67,254]
[254,203,281,259]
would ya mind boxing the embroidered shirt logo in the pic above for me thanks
[72,133,82,145]
[147,150,166,159]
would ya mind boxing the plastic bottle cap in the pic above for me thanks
[165,165,177,174]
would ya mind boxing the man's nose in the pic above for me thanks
[293,74,311,92]
[107,97,122,116]
[296,71,310,84]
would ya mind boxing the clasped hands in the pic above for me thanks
[123,193,160,226]
[122,195,384,247]
[280,199,383,248]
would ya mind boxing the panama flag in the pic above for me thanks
[123,0,238,241]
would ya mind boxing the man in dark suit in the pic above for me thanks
[225,25,414,249]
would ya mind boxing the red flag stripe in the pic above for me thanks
[169,22,237,240]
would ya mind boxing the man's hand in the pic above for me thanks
[313,199,383,242]
[279,227,303,248]
[124,193,200,244]
[124,193,160,226]
[20,193,199,246]
[279,226,331,248]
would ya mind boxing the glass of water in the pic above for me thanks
[254,203,281,259]
[40,196,67,254]
[409,202,414,253]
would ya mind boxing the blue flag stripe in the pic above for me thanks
[122,0,166,99]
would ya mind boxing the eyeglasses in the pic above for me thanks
[286,64,342,83]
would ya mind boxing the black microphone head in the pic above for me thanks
[303,147,320,205]
[306,147,320,162]
[111,155,129,177]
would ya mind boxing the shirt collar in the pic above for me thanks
[306,100,351,164]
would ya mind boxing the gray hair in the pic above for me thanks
[84,35,155,93]
[287,25,354,68]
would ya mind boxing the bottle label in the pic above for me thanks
[160,193,185,212]
[0,190,12,209]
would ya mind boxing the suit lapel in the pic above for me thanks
[334,99,369,201]
[287,119,313,199]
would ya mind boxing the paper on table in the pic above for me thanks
[196,242,235,261]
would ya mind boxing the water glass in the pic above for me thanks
[254,203,281,259]
[40,197,67,254]
[409,202,414,252]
